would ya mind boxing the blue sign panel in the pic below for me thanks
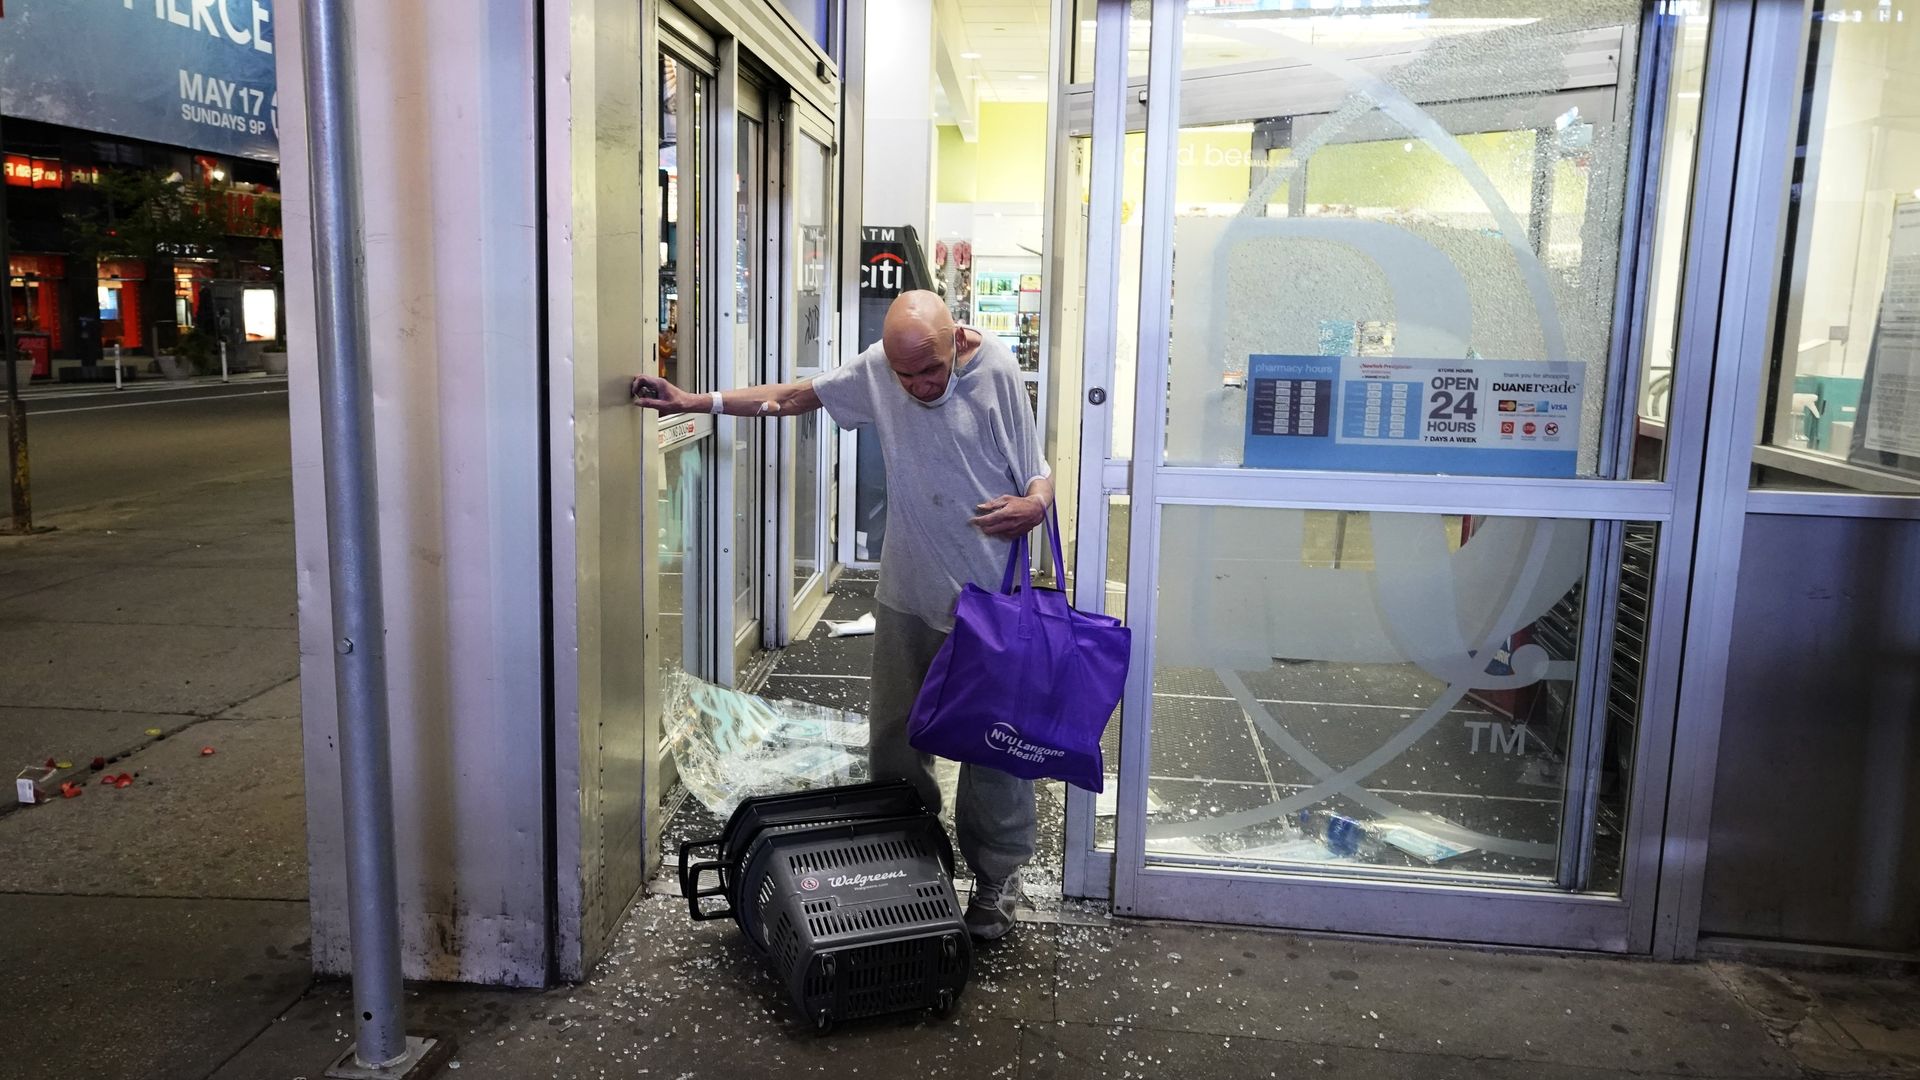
[0,0,279,161]
[1243,355,1584,478]
[1246,355,1336,440]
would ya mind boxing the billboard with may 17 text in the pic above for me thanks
[0,0,278,161]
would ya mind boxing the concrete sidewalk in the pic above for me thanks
[0,470,300,824]
[0,443,309,1080]
[213,894,1920,1080]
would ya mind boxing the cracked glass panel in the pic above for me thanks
[1153,4,1707,480]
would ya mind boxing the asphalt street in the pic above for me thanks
[0,379,291,519]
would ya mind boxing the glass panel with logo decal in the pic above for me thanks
[1144,506,1652,892]
[1159,3,1711,481]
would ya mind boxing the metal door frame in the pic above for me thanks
[833,2,869,575]
[714,51,776,683]
[775,99,840,643]
[1061,0,1760,953]
[662,6,834,658]
[760,88,789,651]
[656,31,722,685]
[1651,0,1896,960]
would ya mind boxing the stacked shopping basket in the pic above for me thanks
[678,780,972,1032]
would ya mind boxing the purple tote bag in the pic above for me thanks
[906,511,1130,792]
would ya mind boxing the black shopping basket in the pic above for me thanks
[679,781,973,1031]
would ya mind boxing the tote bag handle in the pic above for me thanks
[997,505,1066,596]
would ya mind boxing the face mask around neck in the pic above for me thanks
[911,334,965,409]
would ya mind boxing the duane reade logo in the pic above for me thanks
[987,722,1066,764]
[829,870,906,889]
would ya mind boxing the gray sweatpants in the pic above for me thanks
[869,602,1036,885]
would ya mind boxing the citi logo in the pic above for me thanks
[987,722,1066,765]
[860,253,905,292]
[829,870,907,888]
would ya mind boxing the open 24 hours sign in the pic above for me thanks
[1242,355,1584,478]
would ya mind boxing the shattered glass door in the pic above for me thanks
[1088,0,1715,950]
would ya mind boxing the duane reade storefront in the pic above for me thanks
[1043,0,1920,962]
[277,0,1920,992]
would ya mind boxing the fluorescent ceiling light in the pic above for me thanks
[961,51,982,59]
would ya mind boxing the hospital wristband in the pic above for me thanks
[710,392,724,415]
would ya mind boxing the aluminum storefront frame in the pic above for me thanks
[834,0,868,574]
[658,1,844,662]
[646,14,847,664]
[675,0,840,121]
[1059,0,1764,953]
[543,0,839,979]
[659,19,724,698]
[1059,0,1131,903]
[1651,0,1891,960]
[713,36,752,684]
[794,99,839,635]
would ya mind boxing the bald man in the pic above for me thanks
[631,290,1050,941]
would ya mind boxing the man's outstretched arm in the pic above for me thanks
[630,374,822,418]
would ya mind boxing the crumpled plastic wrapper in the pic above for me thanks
[663,670,870,817]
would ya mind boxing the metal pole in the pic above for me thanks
[302,3,434,1076]
[114,344,123,390]
[219,338,229,383]
[1,107,32,535]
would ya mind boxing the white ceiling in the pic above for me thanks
[927,2,1514,117]
[941,0,1053,107]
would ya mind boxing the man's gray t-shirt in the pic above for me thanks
[811,331,1047,632]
